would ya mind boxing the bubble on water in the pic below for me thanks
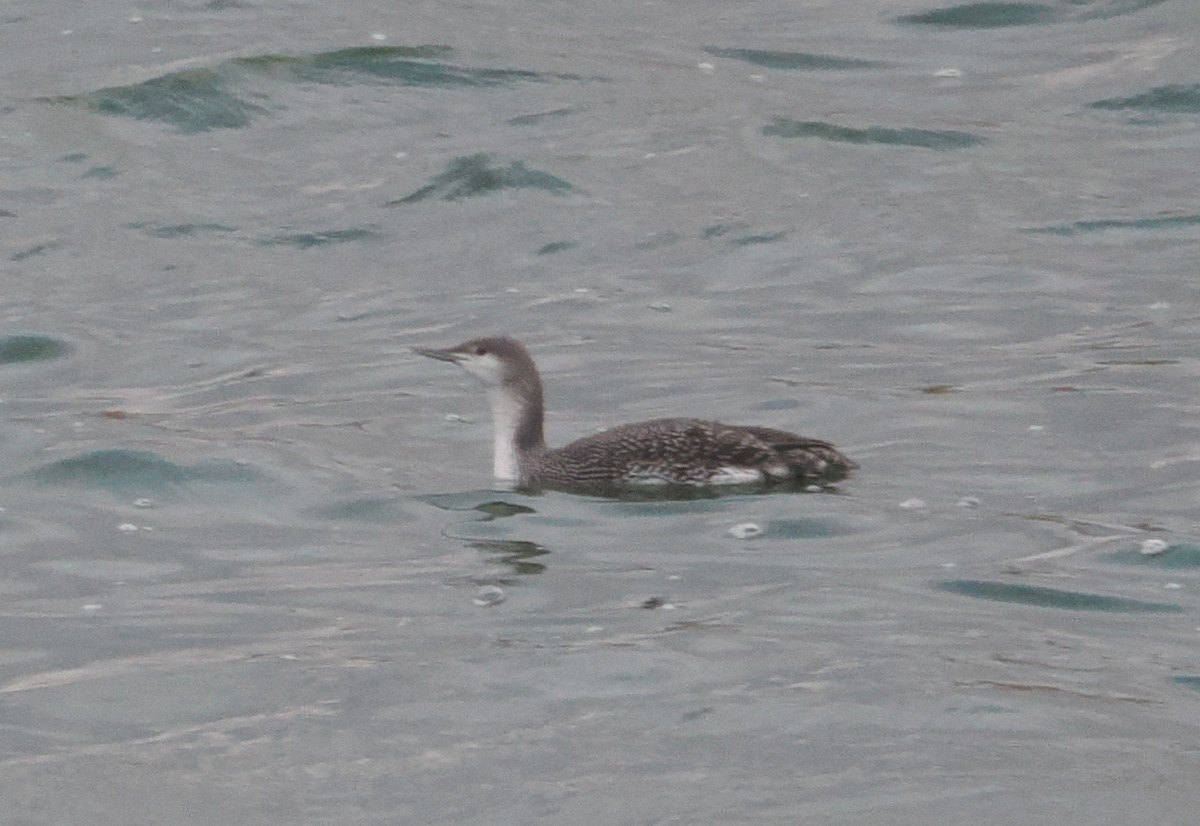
[133,498,154,508]
[729,522,763,539]
[957,496,981,509]
[697,62,715,75]
[1164,582,1182,590]
[81,603,102,612]
[934,68,962,77]
[117,523,139,532]
[473,585,505,607]
[899,498,927,510]
[1140,539,1169,556]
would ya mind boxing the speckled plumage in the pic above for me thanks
[417,336,856,494]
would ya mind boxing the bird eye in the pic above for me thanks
[475,346,488,356]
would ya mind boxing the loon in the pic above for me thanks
[416,336,857,494]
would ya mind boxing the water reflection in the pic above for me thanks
[937,579,1184,613]
[467,538,551,577]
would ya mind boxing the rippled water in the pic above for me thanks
[3,1,1199,823]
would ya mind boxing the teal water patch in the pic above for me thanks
[762,118,984,150]
[52,65,268,133]
[59,152,88,163]
[417,490,540,513]
[387,154,572,204]
[238,45,554,88]
[1106,543,1200,569]
[256,227,383,248]
[28,449,265,496]
[937,579,1184,613]
[10,243,58,262]
[898,0,1168,26]
[701,224,733,239]
[82,166,117,179]
[703,47,886,70]
[313,497,407,523]
[0,334,70,364]
[1025,214,1200,236]
[1090,84,1200,114]
[45,45,568,133]
[507,107,574,126]
[126,221,237,239]
[30,450,188,492]
[897,2,1060,27]
[475,500,537,520]
[537,240,577,255]
[468,538,550,576]
[1175,676,1200,692]
[733,231,786,246]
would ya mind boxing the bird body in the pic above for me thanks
[417,336,856,494]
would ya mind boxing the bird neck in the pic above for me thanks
[487,384,546,482]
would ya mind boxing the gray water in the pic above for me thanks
[3,1,1200,823]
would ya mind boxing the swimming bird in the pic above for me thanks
[416,336,856,494]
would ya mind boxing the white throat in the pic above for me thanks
[487,387,523,482]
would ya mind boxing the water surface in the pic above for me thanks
[2,1,1199,823]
